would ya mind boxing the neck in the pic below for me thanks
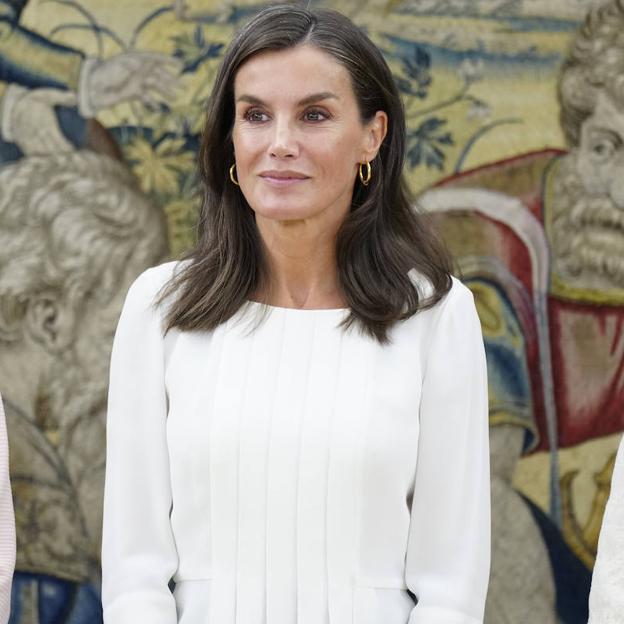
[255,215,346,309]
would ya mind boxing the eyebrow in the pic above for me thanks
[236,92,339,106]
[588,127,623,146]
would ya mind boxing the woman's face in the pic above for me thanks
[231,45,386,225]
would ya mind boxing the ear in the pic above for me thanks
[25,294,76,354]
[361,110,388,163]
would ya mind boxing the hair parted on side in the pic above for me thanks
[559,0,624,147]
[159,3,452,344]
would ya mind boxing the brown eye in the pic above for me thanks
[245,109,269,123]
[303,108,329,122]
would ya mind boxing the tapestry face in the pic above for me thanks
[0,1,621,623]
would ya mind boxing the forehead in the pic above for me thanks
[585,92,624,136]
[234,45,354,99]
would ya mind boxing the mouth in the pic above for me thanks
[259,170,310,186]
[568,200,624,232]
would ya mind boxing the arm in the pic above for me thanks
[101,269,178,624]
[588,435,624,624]
[0,395,15,624]
[406,282,491,624]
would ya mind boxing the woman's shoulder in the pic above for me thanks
[442,275,475,307]
[127,259,191,300]
[408,269,474,316]
[117,261,192,337]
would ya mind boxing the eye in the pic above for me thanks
[244,108,269,123]
[303,108,330,122]
[591,140,615,159]
[586,130,622,162]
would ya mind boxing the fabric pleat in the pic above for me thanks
[234,311,286,624]
[326,328,375,624]
[103,262,491,624]
[264,311,316,624]
[295,314,342,624]
[167,328,225,582]
[208,317,254,623]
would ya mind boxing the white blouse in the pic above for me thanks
[588,435,624,624]
[102,261,490,624]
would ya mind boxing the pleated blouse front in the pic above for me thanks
[102,261,490,624]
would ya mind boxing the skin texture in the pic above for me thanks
[232,45,387,310]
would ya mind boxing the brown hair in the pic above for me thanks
[160,4,452,343]
[559,0,624,146]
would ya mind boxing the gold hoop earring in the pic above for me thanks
[359,161,372,186]
[229,164,240,186]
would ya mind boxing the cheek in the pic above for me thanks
[608,167,624,208]
[316,136,360,177]
[233,129,262,165]
[575,148,610,195]
[576,148,624,208]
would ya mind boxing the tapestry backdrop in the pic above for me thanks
[0,0,622,622]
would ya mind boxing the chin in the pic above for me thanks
[250,200,319,222]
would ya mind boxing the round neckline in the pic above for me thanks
[245,300,349,314]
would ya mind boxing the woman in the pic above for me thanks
[101,5,490,623]
[588,435,624,623]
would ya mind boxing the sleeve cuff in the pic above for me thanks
[78,57,100,118]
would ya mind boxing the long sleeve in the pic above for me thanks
[405,283,491,624]
[101,269,179,623]
[0,394,15,624]
[588,435,624,624]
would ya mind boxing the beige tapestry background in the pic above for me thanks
[0,0,622,622]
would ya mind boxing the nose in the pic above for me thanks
[269,117,299,159]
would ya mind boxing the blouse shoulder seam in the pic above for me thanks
[420,277,473,377]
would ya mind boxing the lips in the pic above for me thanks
[257,170,310,188]
[259,170,310,180]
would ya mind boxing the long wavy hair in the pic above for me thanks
[160,4,452,343]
